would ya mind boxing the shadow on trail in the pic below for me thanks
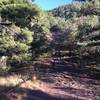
[34,57,100,81]
[0,86,83,100]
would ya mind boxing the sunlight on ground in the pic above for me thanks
[0,75,23,87]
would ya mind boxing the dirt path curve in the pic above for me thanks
[0,57,100,100]
[4,70,99,100]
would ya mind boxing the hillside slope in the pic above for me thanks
[0,0,51,75]
[49,2,100,65]
[0,1,100,100]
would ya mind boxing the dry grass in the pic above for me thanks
[0,75,24,87]
[0,74,39,91]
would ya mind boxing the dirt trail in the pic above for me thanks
[0,57,100,100]
[34,63,100,100]
[0,51,100,100]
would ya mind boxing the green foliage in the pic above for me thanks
[0,35,16,55]
[17,28,33,44]
[0,66,11,75]
[0,0,32,6]
[49,2,100,67]
[0,1,42,27]
[0,0,100,73]
[8,54,32,68]
[31,32,48,58]
[0,25,33,69]
[49,2,100,19]
[0,0,50,70]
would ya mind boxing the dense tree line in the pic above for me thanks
[0,0,100,75]
[0,0,50,74]
[48,2,100,19]
[49,1,100,66]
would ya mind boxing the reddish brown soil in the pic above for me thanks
[0,57,100,100]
